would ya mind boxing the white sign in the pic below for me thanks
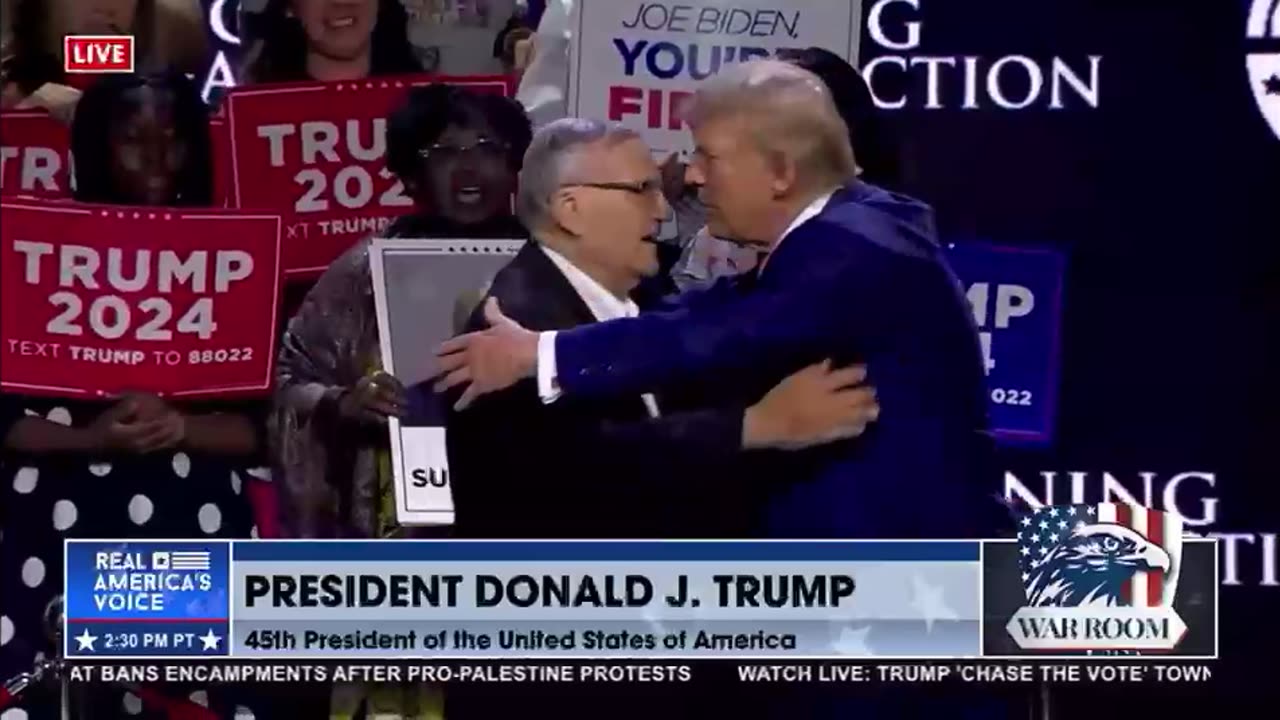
[568,0,864,155]
[369,238,523,526]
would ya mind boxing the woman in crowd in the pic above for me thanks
[269,81,529,720]
[239,0,421,85]
[239,0,425,326]
[492,5,535,75]
[0,72,261,720]
[0,0,207,121]
[663,46,908,293]
[272,83,530,540]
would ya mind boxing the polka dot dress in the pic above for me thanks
[0,397,259,719]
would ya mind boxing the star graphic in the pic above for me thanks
[909,575,958,634]
[830,625,873,655]
[200,629,221,651]
[1020,516,1031,527]
[640,602,668,636]
[1265,74,1280,96]
[75,628,98,651]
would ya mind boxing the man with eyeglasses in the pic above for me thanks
[442,115,880,539]
[437,61,1000,542]
[440,115,880,720]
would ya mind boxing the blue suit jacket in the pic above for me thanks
[552,183,1000,539]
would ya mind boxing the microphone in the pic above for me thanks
[42,596,64,646]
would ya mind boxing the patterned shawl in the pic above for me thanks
[269,214,526,539]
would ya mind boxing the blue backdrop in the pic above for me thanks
[861,0,1279,708]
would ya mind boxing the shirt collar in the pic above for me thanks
[538,244,639,321]
[759,189,836,274]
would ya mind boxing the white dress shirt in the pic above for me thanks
[536,245,660,417]
[536,190,835,404]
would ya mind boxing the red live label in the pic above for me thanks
[63,36,135,73]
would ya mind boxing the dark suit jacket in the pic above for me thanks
[441,242,756,720]
[549,182,1003,539]
[443,241,751,539]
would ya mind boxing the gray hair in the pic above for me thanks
[682,59,858,190]
[515,117,641,230]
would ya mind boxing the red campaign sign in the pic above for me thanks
[224,75,515,276]
[0,111,73,198]
[0,200,282,399]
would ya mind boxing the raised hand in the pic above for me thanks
[434,298,538,410]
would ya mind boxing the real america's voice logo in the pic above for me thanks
[1006,503,1187,651]
[1248,0,1280,140]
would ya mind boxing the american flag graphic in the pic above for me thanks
[1017,503,1183,608]
[169,551,211,571]
[1098,503,1182,607]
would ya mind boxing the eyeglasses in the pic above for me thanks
[563,179,664,198]
[418,139,508,163]
[562,179,671,220]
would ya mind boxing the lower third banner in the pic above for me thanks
[63,540,232,658]
[62,533,1217,661]
[232,541,981,659]
[0,200,282,398]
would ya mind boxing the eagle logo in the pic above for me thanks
[1016,503,1183,609]
[1006,503,1194,653]
[1024,524,1169,607]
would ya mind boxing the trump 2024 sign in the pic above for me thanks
[0,200,281,398]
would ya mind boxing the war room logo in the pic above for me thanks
[1007,503,1187,651]
[861,0,1102,110]
[1247,0,1280,140]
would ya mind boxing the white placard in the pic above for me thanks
[368,238,524,525]
[568,0,864,155]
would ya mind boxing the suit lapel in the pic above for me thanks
[506,242,655,420]
[508,241,599,330]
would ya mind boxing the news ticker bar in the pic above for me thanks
[63,538,1219,660]
[65,659,1216,687]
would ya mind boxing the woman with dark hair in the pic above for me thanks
[0,0,207,120]
[270,82,529,718]
[240,0,422,85]
[242,0,427,335]
[273,84,530,540]
[0,72,261,719]
[71,71,214,206]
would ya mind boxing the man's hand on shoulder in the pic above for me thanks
[743,361,879,450]
[435,298,539,410]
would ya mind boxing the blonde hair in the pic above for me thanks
[683,59,858,191]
